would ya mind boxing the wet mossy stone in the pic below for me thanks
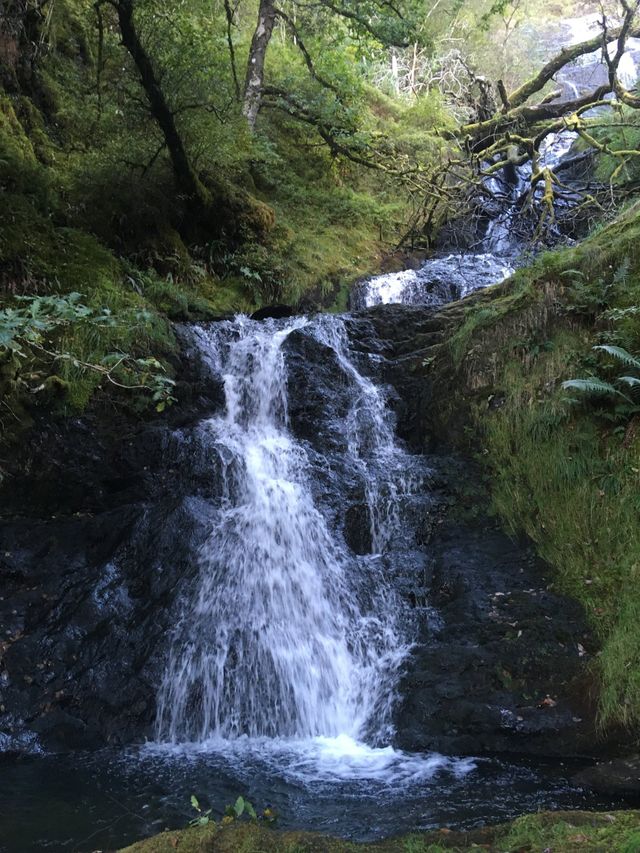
[118,810,640,852]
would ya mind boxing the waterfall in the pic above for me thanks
[155,315,422,745]
[352,129,580,310]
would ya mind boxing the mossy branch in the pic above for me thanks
[507,19,640,110]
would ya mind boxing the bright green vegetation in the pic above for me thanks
[434,202,640,731]
[497,810,640,852]
[119,810,640,852]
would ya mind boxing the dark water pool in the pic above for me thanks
[0,736,630,852]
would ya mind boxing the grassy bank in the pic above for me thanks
[119,810,640,853]
[429,202,640,733]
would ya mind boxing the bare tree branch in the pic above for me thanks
[274,7,340,94]
[223,0,241,101]
[506,17,640,110]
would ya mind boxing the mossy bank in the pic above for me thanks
[421,201,640,736]
[119,811,640,853]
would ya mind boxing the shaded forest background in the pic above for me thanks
[1,0,613,420]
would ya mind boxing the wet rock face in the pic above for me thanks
[344,307,612,757]
[394,518,601,757]
[283,328,353,452]
[0,306,617,758]
[0,342,225,753]
[0,429,214,752]
[344,306,442,451]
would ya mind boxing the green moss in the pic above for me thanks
[498,809,640,851]
[0,95,52,200]
[131,267,249,320]
[0,194,240,415]
[0,95,37,163]
[481,343,640,723]
[0,222,166,411]
[268,185,395,309]
[119,812,640,853]
[430,204,640,731]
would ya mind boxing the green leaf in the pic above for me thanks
[561,378,622,397]
[594,345,640,371]
[245,801,257,820]
[191,795,200,812]
[234,796,245,817]
[619,376,640,387]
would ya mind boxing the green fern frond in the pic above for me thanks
[561,378,623,397]
[594,345,640,370]
[612,257,630,286]
[616,376,640,400]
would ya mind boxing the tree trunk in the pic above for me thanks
[0,0,47,93]
[115,0,275,241]
[115,0,210,209]
[243,0,277,131]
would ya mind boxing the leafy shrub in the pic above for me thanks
[0,293,176,411]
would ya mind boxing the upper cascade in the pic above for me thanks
[352,131,581,311]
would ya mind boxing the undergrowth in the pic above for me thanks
[0,0,417,429]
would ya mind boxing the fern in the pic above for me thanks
[605,306,640,321]
[562,343,640,420]
[593,345,640,370]
[562,378,623,397]
[612,255,631,287]
[620,376,640,388]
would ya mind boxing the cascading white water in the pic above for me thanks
[356,253,515,309]
[310,315,423,554]
[353,129,579,310]
[155,315,418,746]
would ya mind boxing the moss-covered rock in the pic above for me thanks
[0,94,51,198]
[119,811,640,853]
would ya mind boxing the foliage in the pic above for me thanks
[189,795,214,827]
[563,344,640,422]
[0,292,177,411]
[1,0,447,432]
[434,203,640,730]
[188,794,273,829]
[0,292,106,357]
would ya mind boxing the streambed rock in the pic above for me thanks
[575,756,640,797]
[393,516,602,757]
